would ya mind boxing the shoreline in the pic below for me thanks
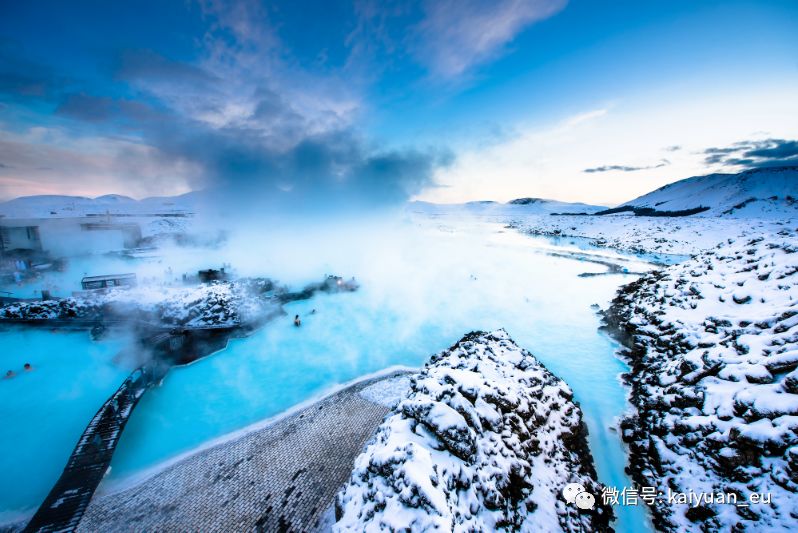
[95,364,418,498]
[74,366,416,532]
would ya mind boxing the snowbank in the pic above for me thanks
[603,230,798,530]
[334,330,612,532]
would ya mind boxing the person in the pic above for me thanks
[294,314,301,327]
[23,363,32,371]
[4,370,14,379]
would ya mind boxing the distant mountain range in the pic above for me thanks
[0,192,200,218]
[407,197,607,215]
[2,166,796,219]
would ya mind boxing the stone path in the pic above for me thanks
[77,370,411,533]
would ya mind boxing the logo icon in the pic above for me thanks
[562,482,595,510]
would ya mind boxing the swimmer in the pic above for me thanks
[294,314,301,327]
[4,370,14,379]
[24,363,32,371]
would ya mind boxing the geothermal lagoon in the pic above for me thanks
[0,215,662,531]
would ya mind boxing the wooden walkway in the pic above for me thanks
[22,366,159,533]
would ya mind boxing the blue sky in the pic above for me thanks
[0,0,796,205]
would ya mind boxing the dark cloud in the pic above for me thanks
[0,4,453,210]
[116,50,219,87]
[55,93,116,122]
[583,159,670,174]
[0,42,66,101]
[55,93,166,125]
[149,119,452,213]
[703,138,798,169]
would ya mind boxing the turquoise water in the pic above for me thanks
[0,329,131,523]
[1,219,654,530]
[110,222,652,531]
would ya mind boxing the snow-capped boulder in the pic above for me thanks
[603,230,798,531]
[334,329,612,532]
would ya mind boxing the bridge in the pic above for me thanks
[22,366,161,533]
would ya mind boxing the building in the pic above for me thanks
[0,217,142,256]
[81,273,137,290]
[0,225,42,253]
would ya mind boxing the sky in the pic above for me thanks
[0,0,796,207]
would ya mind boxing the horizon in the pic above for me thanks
[1,1,797,207]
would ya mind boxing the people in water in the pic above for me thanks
[294,314,301,327]
[4,364,34,379]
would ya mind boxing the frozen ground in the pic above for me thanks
[335,330,613,532]
[603,229,798,530]
[510,213,795,257]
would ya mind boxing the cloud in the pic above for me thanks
[583,159,670,173]
[703,138,798,169]
[410,0,567,78]
[0,1,451,209]
[0,41,67,101]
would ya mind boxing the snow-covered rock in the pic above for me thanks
[0,279,278,327]
[602,230,798,531]
[334,330,612,532]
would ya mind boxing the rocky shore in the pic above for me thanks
[334,330,613,532]
[602,230,798,530]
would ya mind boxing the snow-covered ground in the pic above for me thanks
[334,330,613,532]
[602,230,798,531]
[510,214,795,257]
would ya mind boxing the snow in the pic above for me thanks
[603,229,798,531]
[0,279,280,327]
[0,192,197,218]
[358,375,413,408]
[622,166,798,217]
[334,330,613,532]
[408,197,606,216]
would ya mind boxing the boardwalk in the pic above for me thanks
[77,371,411,533]
[22,367,159,533]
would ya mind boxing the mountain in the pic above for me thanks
[0,192,198,218]
[621,166,798,217]
[408,197,606,215]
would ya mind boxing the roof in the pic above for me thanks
[81,273,137,283]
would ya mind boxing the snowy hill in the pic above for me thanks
[0,193,197,218]
[408,197,605,216]
[622,166,798,217]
